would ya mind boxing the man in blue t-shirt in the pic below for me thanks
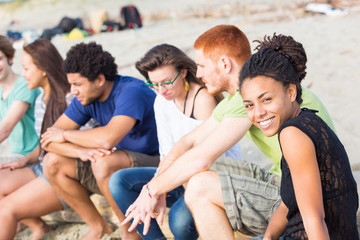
[40,42,159,239]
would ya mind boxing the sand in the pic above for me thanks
[1,0,360,239]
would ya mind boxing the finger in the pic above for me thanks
[125,204,136,217]
[99,149,112,155]
[128,215,140,232]
[143,214,152,235]
[156,209,165,226]
[121,215,132,226]
[88,153,96,162]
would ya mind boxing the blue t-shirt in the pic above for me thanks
[65,75,159,156]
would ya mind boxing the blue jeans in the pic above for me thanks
[109,167,198,240]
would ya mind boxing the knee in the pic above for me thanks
[108,170,126,196]
[42,152,62,178]
[92,159,118,184]
[184,172,214,207]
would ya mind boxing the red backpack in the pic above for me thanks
[120,5,143,29]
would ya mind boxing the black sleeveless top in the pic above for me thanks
[189,86,205,119]
[279,109,359,239]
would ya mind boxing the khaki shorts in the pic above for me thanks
[211,156,281,236]
[75,150,160,194]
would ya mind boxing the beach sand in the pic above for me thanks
[1,0,360,239]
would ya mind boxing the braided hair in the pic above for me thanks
[239,33,307,104]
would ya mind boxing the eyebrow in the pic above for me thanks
[243,92,269,103]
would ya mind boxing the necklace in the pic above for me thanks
[183,90,190,114]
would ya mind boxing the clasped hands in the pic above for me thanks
[121,184,166,235]
[40,127,112,162]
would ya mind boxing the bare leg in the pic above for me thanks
[185,171,235,240]
[0,177,63,239]
[0,167,52,237]
[43,153,114,240]
[91,150,142,240]
[0,167,36,199]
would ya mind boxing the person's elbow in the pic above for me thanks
[193,156,214,173]
[0,127,12,141]
[100,137,119,150]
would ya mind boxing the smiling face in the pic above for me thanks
[21,51,47,90]
[147,65,186,101]
[195,49,227,96]
[241,75,298,137]
[67,73,102,106]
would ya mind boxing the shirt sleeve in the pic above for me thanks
[64,98,91,126]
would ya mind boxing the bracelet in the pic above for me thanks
[62,130,67,142]
[145,184,160,201]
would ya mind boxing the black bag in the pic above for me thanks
[101,20,123,32]
[40,27,63,40]
[58,17,77,33]
[120,5,143,29]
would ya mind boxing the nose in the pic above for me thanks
[158,85,168,94]
[254,104,266,119]
[70,85,78,95]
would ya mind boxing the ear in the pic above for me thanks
[8,57,14,65]
[179,68,187,80]
[218,56,232,74]
[287,83,297,102]
[96,74,106,87]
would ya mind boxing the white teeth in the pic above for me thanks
[259,118,273,126]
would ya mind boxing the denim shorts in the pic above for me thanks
[210,156,281,236]
[251,235,285,240]
[76,150,160,194]
[28,163,69,209]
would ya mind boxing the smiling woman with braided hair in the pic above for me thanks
[239,34,359,239]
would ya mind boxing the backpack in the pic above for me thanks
[120,5,142,29]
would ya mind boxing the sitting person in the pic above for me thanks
[120,26,335,239]
[0,35,40,162]
[0,39,71,239]
[239,35,358,239]
[40,42,160,240]
[109,44,242,240]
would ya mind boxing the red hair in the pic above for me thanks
[194,25,251,66]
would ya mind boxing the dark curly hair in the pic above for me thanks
[254,33,307,81]
[239,34,306,104]
[63,42,118,81]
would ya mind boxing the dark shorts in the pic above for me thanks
[75,150,160,194]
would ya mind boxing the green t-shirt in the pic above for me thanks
[0,76,40,155]
[212,86,335,177]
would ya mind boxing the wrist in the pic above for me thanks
[145,184,161,201]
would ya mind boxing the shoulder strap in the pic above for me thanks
[190,86,205,119]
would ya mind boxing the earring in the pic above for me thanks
[184,79,190,91]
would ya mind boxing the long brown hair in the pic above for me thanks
[23,39,70,135]
[136,44,223,102]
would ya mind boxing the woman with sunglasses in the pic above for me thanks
[109,44,242,240]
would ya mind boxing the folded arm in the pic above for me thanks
[41,114,136,150]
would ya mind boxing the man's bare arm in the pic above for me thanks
[152,116,252,195]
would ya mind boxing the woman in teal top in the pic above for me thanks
[0,35,40,160]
